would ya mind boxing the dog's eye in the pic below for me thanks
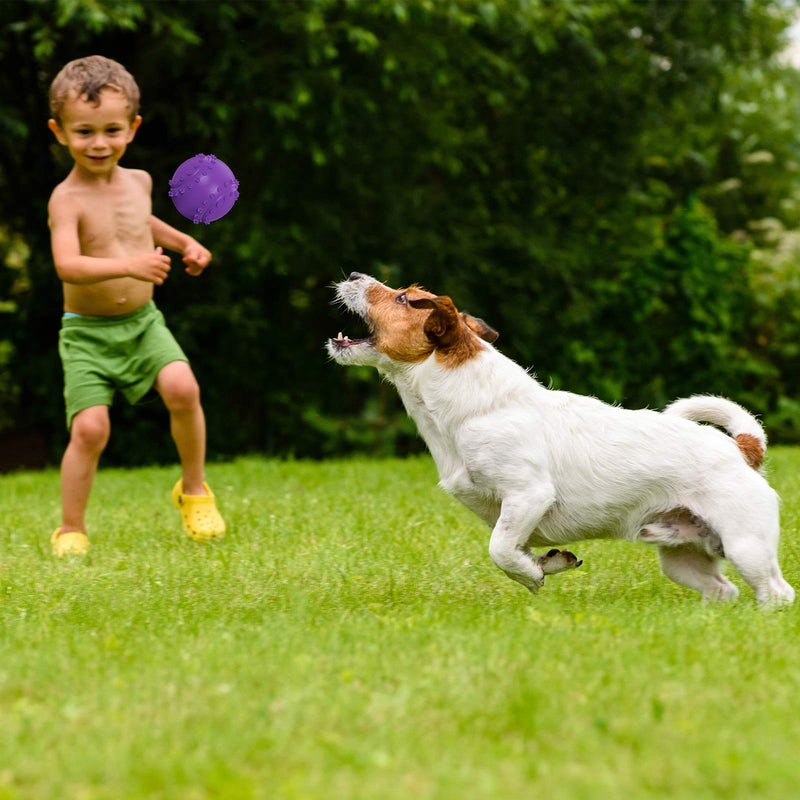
[396,293,408,305]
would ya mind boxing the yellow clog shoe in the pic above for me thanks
[171,480,226,542]
[51,527,90,557]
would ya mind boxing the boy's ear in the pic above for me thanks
[127,115,143,142]
[48,118,67,146]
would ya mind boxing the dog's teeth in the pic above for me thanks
[338,332,343,340]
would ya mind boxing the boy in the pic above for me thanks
[47,55,225,556]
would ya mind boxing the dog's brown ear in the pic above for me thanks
[409,296,461,348]
[461,312,499,343]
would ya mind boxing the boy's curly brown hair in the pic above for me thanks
[49,55,140,125]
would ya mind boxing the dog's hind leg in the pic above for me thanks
[657,545,739,602]
[718,530,794,606]
[708,491,794,606]
[488,485,556,593]
[640,508,723,557]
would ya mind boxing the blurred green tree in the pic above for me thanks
[1,0,799,467]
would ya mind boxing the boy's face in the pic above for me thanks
[48,89,142,177]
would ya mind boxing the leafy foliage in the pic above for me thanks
[1,0,800,465]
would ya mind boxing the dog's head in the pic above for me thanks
[327,272,498,371]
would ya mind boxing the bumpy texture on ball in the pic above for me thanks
[168,154,239,224]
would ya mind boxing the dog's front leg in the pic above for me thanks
[488,485,556,593]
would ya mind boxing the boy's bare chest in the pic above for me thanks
[78,189,152,256]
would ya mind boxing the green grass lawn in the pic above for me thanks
[3,449,800,799]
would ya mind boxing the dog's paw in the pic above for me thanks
[534,548,583,575]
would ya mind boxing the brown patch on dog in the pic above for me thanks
[410,296,489,367]
[735,433,764,470]
[364,282,439,362]
[362,282,493,368]
[461,313,499,344]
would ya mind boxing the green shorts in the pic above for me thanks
[58,301,188,429]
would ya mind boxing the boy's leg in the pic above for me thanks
[156,360,225,541]
[60,405,111,534]
[154,361,206,494]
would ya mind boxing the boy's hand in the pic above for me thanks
[182,239,212,276]
[131,246,172,285]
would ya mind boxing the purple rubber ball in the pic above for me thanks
[168,153,239,224]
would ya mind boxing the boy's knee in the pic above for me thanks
[162,377,201,412]
[71,408,110,452]
[157,362,201,413]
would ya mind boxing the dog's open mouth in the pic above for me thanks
[330,332,374,349]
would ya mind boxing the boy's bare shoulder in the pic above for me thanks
[48,174,77,202]
[125,167,153,193]
[47,177,84,221]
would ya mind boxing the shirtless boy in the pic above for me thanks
[47,55,225,556]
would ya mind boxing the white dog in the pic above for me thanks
[328,273,795,605]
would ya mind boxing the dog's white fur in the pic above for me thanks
[328,273,794,605]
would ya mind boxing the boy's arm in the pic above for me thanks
[150,215,193,253]
[49,194,171,285]
[151,216,212,277]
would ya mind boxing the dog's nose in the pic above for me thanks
[348,272,363,281]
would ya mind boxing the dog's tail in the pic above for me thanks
[663,395,766,470]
